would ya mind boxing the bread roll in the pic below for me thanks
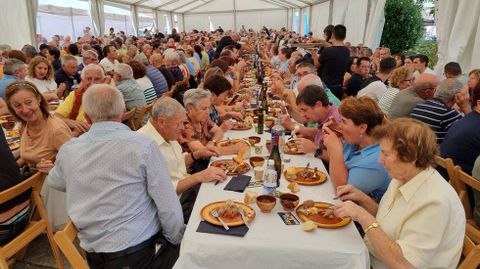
[303,220,316,232]
[244,191,257,204]
[287,182,299,193]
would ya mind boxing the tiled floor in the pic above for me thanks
[12,234,72,269]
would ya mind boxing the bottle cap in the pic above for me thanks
[268,159,274,165]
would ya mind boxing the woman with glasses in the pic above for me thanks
[5,81,73,230]
[378,67,414,114]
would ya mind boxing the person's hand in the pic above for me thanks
[196,166,227,183]
[220,120,233,131]
[193,147,219,159]
[66,119,91,134]
[294,137,317,154]
[36,158,54,174]
[205,144,221,156]
[336,184,370,204]
[280,114,295,130]
[227,111,244,121]
[322,125,343,153]
[332,200,368,222]
[56,82,67,98]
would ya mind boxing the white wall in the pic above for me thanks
[236,10,288,31]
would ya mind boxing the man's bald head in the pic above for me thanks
[415,73,440,87]
[149,53,163,68]
[297,74,324,92]
[414,73,440,100]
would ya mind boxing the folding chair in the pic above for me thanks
[0,172,64,269]
[54,220,89,269]
[457,234,480,269]
[454,166,480,244]
[121,107,137,130]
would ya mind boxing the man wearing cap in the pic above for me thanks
[410,78,471,143]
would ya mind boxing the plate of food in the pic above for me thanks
[296,200,351,229]
[231,121,252,130]
[201,200,256,226]
[8,140,21,151]
[216,139,249,148]
[5,129,20,138]
[210,159,251,176]
[284,166,327,185]
[284,140,304,155]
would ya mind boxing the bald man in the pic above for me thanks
[388,73,440,119]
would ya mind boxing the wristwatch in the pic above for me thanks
[363,222,379,234]
[314,146,324,158]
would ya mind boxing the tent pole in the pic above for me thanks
[70,7,76,40]
[308,5,312,34]
[328,0,333,25]
[233,0,237,31]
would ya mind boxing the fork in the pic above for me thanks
[312,167,318,179]
[239,208,250,228]
[302,162,310,177]
[211,209,229,230]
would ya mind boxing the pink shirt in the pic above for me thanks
[313,105,342,147]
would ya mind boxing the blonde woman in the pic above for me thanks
[25,56,66,100]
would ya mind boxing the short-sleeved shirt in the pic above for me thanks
[318,46,350,88]
[146,65,169,96]
[343,143,391,202]
[25,77,57,94]
[346,73,367,96]
[313,105,342,147]
[178,115,215,153]
[99,58,119,73]
[20,116,73,167]
[55,91,86,122]
[366,168,465,268]
[378,87,400,114]
[357,80,388,102]
[410,98,462,144]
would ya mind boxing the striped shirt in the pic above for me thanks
[136,76,157,104]
[378,87,400,114]
[410,98,462,143]
[146,65,169,96]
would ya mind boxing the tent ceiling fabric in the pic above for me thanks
[114,0,312,11]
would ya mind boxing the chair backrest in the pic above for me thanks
[121,107,137,131]
[135,100,156,129]
[0,172,64,269]
[435,156,457,183]
[54,220,89,269]
[455,165,480,244]
[458,234,480,269]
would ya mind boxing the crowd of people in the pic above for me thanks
[0,23,478,268]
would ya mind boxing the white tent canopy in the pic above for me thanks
[1,0,385,50]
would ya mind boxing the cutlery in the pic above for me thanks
[312,167,318,179]
[211,209,229,230]
[239,208,250,228]
[302,162,310,177]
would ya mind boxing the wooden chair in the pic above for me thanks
[0,172,64,269]
[135,99,156,129]
[54,220,89,269]
[435,156,458,187]
[454,166,480,244]
[121,107,137,131]
[458,235,480,269]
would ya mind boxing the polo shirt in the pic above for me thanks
[313,105,342,147]
[137,120,189,191]
[146,65,169,96]
[410,98,462,143]
[367,168,464,268]
[357,80,388,102]
[55,91,86,122]
[343,143,391,202]
[388,88,423,119]
[440,110,480,174]
[346,73,366,96]
[99,58,119,73]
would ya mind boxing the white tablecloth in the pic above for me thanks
[173,128,370,269]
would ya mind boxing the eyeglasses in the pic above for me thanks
[404,78,415,83]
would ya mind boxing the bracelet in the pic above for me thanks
[363,222,379,234]
[190,152,197,161]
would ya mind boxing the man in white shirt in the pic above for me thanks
[358,57,396,102]
[413,54,436,78]
[99,44,119,76]
[137,97,227,221]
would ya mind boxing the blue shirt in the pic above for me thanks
[47,121,185,252]
[343,143,391,202]
[185,59,195,75]
[0,75,18,99]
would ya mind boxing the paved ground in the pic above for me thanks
[12,235,72,269]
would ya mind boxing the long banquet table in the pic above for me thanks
[173,127,370,269]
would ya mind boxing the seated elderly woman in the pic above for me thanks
[323,97,391,202]
[203,75,244,131]
[163,51,184,83]
[5,80,73,230]
[178,88,242,156]
[333,118,465,268]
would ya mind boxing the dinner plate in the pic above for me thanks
[284,167,327,185]
[201,201,256,226]
[216,139,249,148]
[210,159,251,176]
[296,202,351,229]
[284,140,305,155]
[231,122,252,131]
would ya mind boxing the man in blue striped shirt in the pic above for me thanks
[46,84,184,269]
[410,78,471,143]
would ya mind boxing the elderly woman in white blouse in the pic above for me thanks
[333,118,465,269]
